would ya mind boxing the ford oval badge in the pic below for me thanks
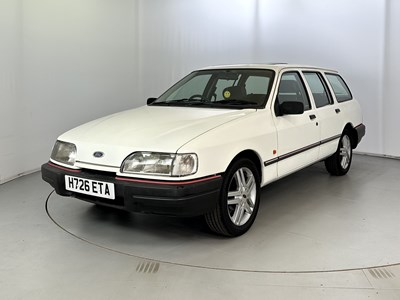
[93,151,104,158]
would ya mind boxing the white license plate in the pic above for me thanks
[65,175,115,200]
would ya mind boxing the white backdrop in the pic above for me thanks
[0,0,399,183]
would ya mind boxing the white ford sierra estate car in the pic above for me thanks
[42,64,365,237]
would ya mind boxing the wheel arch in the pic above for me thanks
[227,150,263,183]
[343,123,358,149]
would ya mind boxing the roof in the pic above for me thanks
[198,63,338,73]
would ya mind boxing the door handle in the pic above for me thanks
[309,114,316,120]
[335,108,341,114]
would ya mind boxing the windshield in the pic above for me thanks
[151,69,275,109]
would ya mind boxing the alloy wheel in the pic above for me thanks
[227,167,257,226]
[340,135,352,169]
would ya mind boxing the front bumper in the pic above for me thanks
[41,162,222,217]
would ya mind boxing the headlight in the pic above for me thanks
[50,140,77,166]
[121,152,198,177]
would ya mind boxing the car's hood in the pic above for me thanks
[59,105,255,168]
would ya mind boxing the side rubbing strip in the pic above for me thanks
[263,134,341,167]
[320,134,341,145]
[279,141,320,161]
[264,158,279,167]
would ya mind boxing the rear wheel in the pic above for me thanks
[325,131,353,176]
[205,158,260,237]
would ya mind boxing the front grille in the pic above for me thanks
[81,168,116,177]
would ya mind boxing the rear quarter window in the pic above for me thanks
[325,73,353,102]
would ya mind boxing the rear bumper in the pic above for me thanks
[355,123,366,145]
[41,162,222,217]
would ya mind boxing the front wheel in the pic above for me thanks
[325,131,353,176]
[205,158,260,237]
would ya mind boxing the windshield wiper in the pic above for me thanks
[152,98,210,106]
[169,98,208,103]
[151,98,258,108]
[179,101,210,106]
[213,99,258,105]
[150,101,174,106]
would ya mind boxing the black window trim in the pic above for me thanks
[302,71,334,108]
[324,72,353,103]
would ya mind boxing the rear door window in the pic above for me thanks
[303,72,332,108]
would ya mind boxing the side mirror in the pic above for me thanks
[147,97,157,105]
[280,101,304,115]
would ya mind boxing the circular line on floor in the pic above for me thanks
[45,190,400,274]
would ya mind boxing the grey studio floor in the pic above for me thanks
[1,155,400,299]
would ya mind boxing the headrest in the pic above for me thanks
[223,86,246,100]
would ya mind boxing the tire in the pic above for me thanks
[205,158,260,237]
[324,130,353,176]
